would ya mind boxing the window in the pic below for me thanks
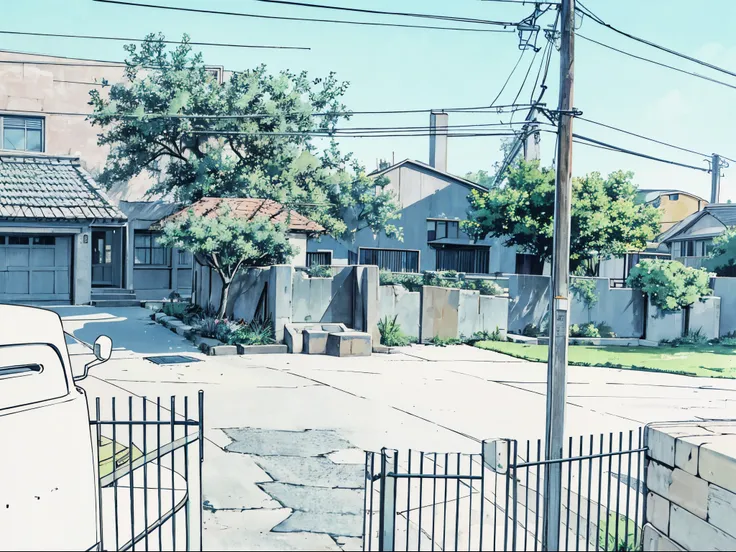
[32,236,55,245]
[704,240,715,256]
[427,219,460,241]
[8,236,29,245]
[1,116,44,152]
[436,246,490,274]
[669,193,680,201]
[178,249,193,265]
[205,66,224,85]
[685,240,695,257]
[306,251,332,267]
[359,248,419,273]
[134,231,169,265]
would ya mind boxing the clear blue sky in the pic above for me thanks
[3,0,736,201]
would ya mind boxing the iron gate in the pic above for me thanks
[90,393,204,551]
[363,429,646,551]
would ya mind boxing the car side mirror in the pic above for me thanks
[94,335,113,362]
[73,335,113,382]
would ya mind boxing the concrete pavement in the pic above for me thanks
[53,305,736,550]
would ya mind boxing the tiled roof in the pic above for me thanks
[0,153,126,222]
[159,197,324,233]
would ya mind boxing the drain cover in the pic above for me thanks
[145,355,201,365]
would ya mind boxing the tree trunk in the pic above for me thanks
[218,276,231,320]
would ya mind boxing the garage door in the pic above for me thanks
[0,235,72,303]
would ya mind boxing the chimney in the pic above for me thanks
[429,110,449,173]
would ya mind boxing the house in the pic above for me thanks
[0,152,127,304]
[658,204,736,269]
[306,111,518,275]
[158,197,325,269]
[636,189,708,235]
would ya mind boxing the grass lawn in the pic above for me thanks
[475,341,736,378]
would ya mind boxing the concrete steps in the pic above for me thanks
[91,289,140,308]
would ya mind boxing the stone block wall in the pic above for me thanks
[643,422,736,551]
[378,285,420,341]
[711,277,735,336]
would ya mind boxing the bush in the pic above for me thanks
[571,278,599,310]
[307,265,332,278]
[627,259,712,312]
[470,279,504,296]
[596,322,616,338]
[377,315,412,347]
[379,270,424,292]
[663,328,708,347]
[226,317,275,346]
[704,226,736,277]
[163,302,189,319]
[427,336,462,347]
[182,304,204,325]
[469,327,504,343]
[570,323,600,338]
[194,316,220,339]
[522,323,545,337]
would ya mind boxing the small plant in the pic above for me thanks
[378,315,412,347]
[226,317,276,346]
[475,280,504,296]
[427,336,462,347]
[571,278,599,313]
[307,265,332,278]
[596,322,616,338]
[469,327,504,343]
[215,319,240,343]
[663,328,708,347]
[194,316,220,339]
[522,323,545,338]
[379,270,424,292]
[163,301,189,319]
[182,304,204,325]
[570,322,600,338]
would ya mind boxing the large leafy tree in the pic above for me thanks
[704,227,736,277]
[462,160,661,275]
[88,33,400,242]
[159,206,295,318]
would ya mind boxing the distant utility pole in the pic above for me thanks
[543,0,575,549]
[711,153,722,203]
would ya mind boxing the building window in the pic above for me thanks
[8,236,29,245]
[668,193,680,201]
[704,240,715,256]
[307,251,332,267]
[32,236,55,245]
[427,219,460,241]
[515,253,544,275]
[134,231,169,265]
[205,66,224,85]
[359,248,419,273]
[1,116,44,152]
[178,249,193,265]
[436,246,490,274]
[685,240,695,257]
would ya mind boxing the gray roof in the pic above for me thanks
[0,153,126,222]
[659,204,736,242]
[369,159,486,192]
[119,201,183,223]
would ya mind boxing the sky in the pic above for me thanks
[2,0,736,202]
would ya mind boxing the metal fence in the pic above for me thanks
[363,429,646,551]
[91,393,204,551]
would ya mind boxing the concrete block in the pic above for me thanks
[304,329,329,355]
[507,333,538,345]
[708,484,736,539]
[209,345,238,356]
[236,344,288,355]
[154,312,168,322]
[284,325,304,354]
[175,325,194,337]
[642,524,684,551]
[688,297,721,340]
[647,460,673,500]
[675,433,716,476]
[326,332,372,358]
[698,436,736,494]
[669,468,709,519]
[669,503,736,551]
[647,492,670,535]
[648,427,677,467]
[321,323,347,333]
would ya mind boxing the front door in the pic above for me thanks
[92,228,123,288]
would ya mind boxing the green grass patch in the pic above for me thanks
[475,341,736,379]
[599,512,641,551]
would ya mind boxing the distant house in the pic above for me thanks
[658,204,736,269]
[306,111,518,275]
[636,189,708,235]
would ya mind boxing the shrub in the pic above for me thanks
[182,304,204,325]
[307,265,332,278]
[470,327,504,343]
[194,316,220,339]
[627,259,712,312]
[704,226,736,277]
[163,302,189,319]
[379,270,424,292]
[522,323,545,337]
[215,320,240,343]
[596,322,616,338]
[570,323,600,338]
[473,280,504,296]
[378,315,412,347]
[427,336,462,347]
[571,278,599,310]
[226,317,276,346]
[663,328,708,347]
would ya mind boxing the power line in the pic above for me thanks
[92,0,517,33]
[577,116,711,158]
[0,29,310,50]
[249,0,516,27]
[186,130,520,138]
[578,1,736,80]
[577,34,736,92]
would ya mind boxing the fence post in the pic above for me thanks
[378,449,396,552]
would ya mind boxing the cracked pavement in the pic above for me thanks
[56,306,736,550]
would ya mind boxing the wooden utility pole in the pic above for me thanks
[543,0,575,549]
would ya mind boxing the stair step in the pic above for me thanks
[91,294,138,301]
[92,288,136,295]
[90,300,142,308]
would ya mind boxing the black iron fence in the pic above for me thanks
[91,393,204,551]
[363,429,646,551]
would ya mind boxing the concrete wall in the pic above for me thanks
[421,286,461,341]
[646,299,684,343]
[193,262,270,321]
[688,297,721,340]
[291,266,355,324]
[570,277,645,338]
[507,274,550,334]
[379,285,420,341]
[713,277,736,336]
[287,233,308,267]
[643,421,736,551]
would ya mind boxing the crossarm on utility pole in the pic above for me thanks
[543,0,575,550]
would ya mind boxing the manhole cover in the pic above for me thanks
[145,355,201,365]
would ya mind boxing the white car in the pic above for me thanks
[0,304,112,551]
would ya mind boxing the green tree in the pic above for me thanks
[463,160,661,275]
[158,206,295,318]
[88,33,400,242]
[626,259,711,312]
[704,227,736,277]
[464,170,495,189]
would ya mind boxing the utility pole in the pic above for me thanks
[711,153,722,203]
[543,0,575,549]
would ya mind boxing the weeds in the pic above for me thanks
[226,317,275,346]
[468,327,504,343]
[427,336,463,347]
[663,328,708,347]
[378,315,412,347]
[307,265,332,278]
